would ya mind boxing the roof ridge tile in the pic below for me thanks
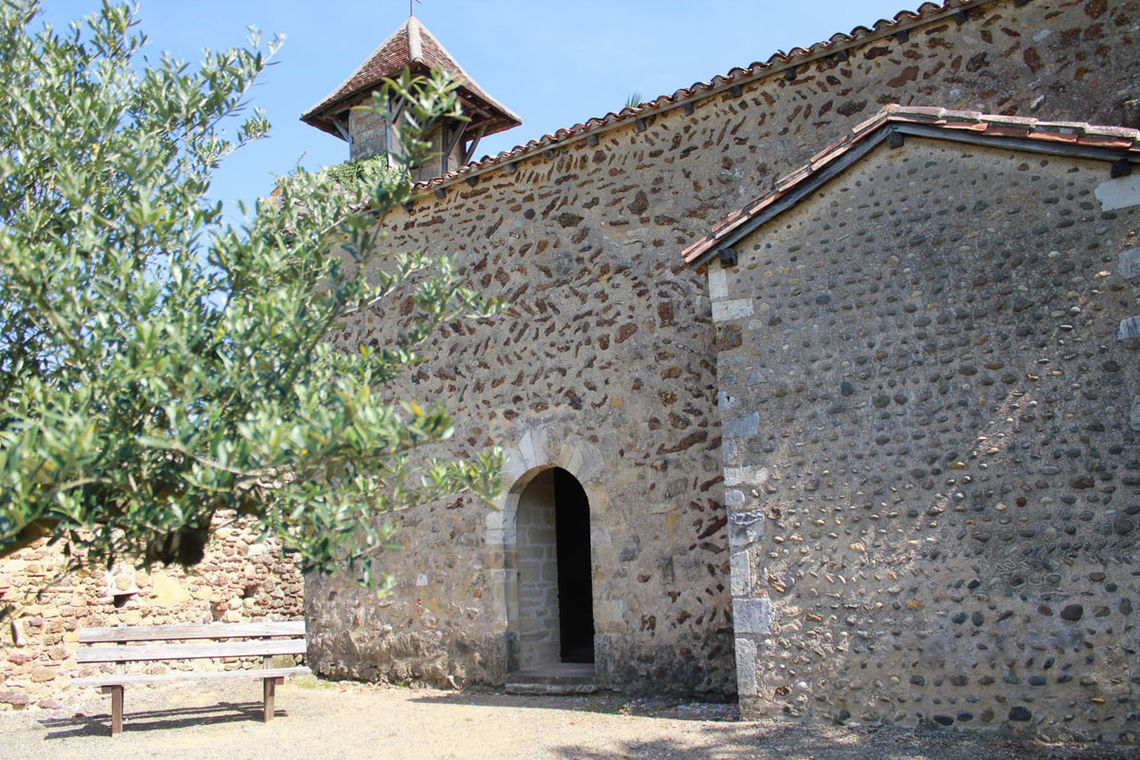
[414,2,1001,192]
[679,105,1140,267]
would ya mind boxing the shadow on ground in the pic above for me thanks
[409,692,1133,760]
[408,691,737,720]
[38,701,283,739]
[546,724,1132,760]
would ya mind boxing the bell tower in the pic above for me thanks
[301,17,520,181]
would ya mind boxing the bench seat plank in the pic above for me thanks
[77,620,308,736]
[80,621,305,644]
[77,638,305,664]
[75,665,310,688]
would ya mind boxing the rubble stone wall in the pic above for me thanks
[304,0,1138,707]
[710,137,1139,741]
[0,518,303,711]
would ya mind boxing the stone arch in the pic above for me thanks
[486,428,607,675]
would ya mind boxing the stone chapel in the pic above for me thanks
[0,0,1135,744]
[299,0,1140,741]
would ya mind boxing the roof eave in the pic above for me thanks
[684,127,893,270]
[301,61,521,141]
[683,111,1140,270]
[409,0,1004,197]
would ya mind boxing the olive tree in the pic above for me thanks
[0,0,501,601]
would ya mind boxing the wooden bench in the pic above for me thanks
[75,620,309,736]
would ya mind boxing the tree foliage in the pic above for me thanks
[0,0,502,592]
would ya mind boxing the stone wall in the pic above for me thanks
[516,469,561,670]
[348,101,465,179]
[0,517,303,711]
[709,136,1139,741]
[305,0,1138,703]
[349,103,388,160]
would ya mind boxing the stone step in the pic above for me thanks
[505,666,598,695]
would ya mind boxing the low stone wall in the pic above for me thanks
[0,517,303,711]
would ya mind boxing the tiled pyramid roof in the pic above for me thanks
[301,17,521,140]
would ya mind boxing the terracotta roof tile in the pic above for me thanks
[885,105,946,120]
[976,113,1039,128]
[412,1,1003,195]
[851,111,892,135]
[681,106,1140,268]
[1028,130,1081,144]
[302,17,520,140]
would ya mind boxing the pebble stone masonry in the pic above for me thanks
[692,111,1140,740]
[302,0,1139,742]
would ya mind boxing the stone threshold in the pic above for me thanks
[505,663,597,695]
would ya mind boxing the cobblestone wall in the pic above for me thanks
[710,137,1139,741]
[0,517,303,711]
[305,0,1138,704]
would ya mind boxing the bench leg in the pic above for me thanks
[102,685,124,736]
[262,677,282,722]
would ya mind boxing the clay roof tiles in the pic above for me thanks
[410,0,1004,195]
[302,17,520,140]
[680,105,1140,268]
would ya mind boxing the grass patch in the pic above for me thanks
[291,675,335,690]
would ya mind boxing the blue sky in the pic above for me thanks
[41,0,915,214]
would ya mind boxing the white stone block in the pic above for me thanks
[728,510,765,547]
[723,467,746,486]
[1096,174,1140,211]
[501,448,527,486]
[485,511,505,531]
[712,298,754,322]
[1120,247,1140,279]
[730,551,752,597]
[724,466,770,487]
[574,441,605,483]
[560,442,583,475]
[733,597,773,635]
[584,485,609,515]
[735,638,758,696]
[708,266,728,300]
[723,411,759,438]
[518,428,540,470]
[1119,315,1140,341]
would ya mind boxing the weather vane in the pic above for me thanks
[410,0,422,17]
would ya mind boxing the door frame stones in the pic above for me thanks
[486,426,608,676]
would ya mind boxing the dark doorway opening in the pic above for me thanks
[553,468,594,664]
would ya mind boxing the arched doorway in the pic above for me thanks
[512,466,595,671]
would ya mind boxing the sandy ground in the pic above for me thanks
[0,677,1134,760]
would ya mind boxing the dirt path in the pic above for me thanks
[0,677,1132,760]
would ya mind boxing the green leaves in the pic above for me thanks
[0,1,502,593]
